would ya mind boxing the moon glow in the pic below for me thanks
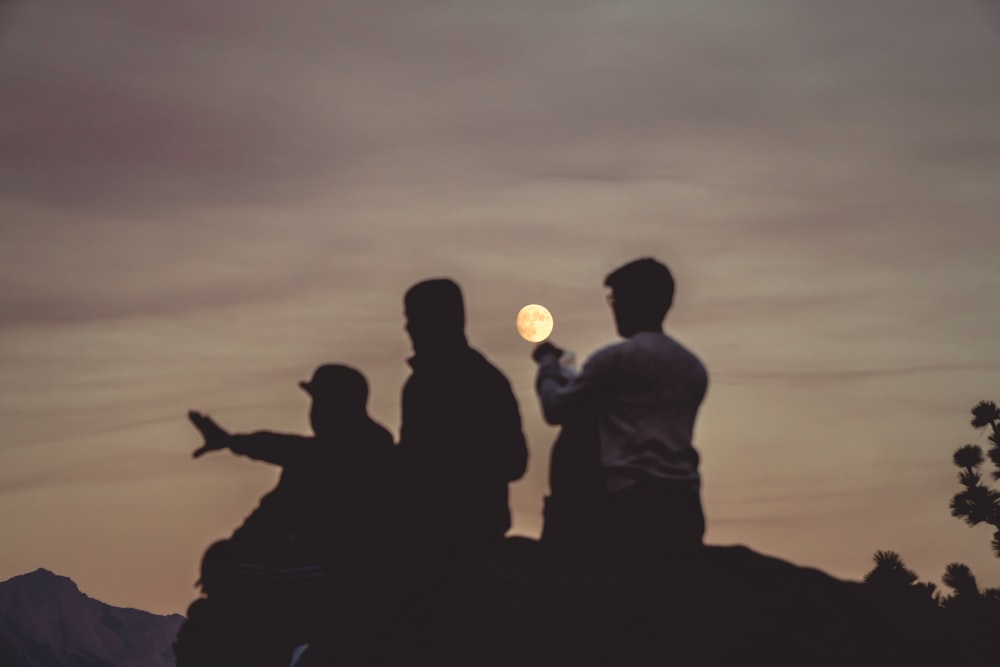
[516,304,554,342]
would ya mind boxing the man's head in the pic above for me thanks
[403,278,467,354]
[604,257,675,337]
[299,364,369,435]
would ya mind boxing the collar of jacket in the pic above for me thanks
[407,344,474,371]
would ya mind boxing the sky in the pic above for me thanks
[1,0,999,615]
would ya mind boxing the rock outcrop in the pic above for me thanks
[294,538,988,666]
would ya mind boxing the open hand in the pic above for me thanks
[532,341,564,363]
[188,411,231,458]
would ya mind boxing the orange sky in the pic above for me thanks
[1,1,999,615]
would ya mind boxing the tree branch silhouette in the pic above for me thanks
[949,401,1000,557]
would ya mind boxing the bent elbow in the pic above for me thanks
[510,447,528,481]
[541,402,567,426]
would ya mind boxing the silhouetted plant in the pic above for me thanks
[864,402,1000,620]
[864,551,918,589]
[938,562,1000,620]
[949,400,1000,558]
[941,563,979,599]
[970,400,1000,431]
[912,580,939,600]
[863,551,937,606]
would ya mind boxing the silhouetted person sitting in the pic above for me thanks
[182,364,397,665]
[397,278,529,551]
[190,364,395,569]
[532,258,709,552]
[538,411,604,547]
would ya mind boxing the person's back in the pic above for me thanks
[192,366,395,564]
[400,345,527,544]
[398,278,528,548]
[182,364,399,665]
[533,258,709,552]
[586,332,707,493]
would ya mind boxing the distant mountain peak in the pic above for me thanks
[0,568,182,667]
[3,567,80,592]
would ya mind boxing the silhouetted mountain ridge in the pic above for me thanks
[0,568,183,667]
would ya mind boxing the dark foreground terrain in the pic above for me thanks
[6,540,991,667]
[291,538,989,667]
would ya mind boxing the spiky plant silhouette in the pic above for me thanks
[942,563,979,596]
[937,561,1000,618]
[949,401,1000,557]
[863,551,937,607]
[864,551,918,589]
[866,401,1000,620]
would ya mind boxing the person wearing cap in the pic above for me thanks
[531,258,709,552]
[189,363,395,550]
[185,364,399,663]
[398,278,529,550]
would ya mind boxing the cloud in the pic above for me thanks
[2,0,999,216]
[715,362,1000,387]
[0,449,185,496]
[0,1,380,211]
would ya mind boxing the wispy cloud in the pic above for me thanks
[715,362,1000,387]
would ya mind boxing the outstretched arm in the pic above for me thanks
[188,411,311,466]
[225,432,312,466]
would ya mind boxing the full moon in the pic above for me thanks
[516,304,554,342]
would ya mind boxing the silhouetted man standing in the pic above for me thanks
[532,258,708,551]
[398,278,528,549]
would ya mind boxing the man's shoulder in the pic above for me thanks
[592,333,707,372]
[659,333,705,362]
[588,338,633,359]
[656,335,709,395]
[585,336,656,365]
[467,347,510,379]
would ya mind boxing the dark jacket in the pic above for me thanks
[541,412,605,545]
[398,346,528,546]
[227,419,395,561]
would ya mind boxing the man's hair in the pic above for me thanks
[404,278,466,330]
[604,257,675,321]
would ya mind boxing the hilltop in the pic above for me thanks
[284,538,992,666]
